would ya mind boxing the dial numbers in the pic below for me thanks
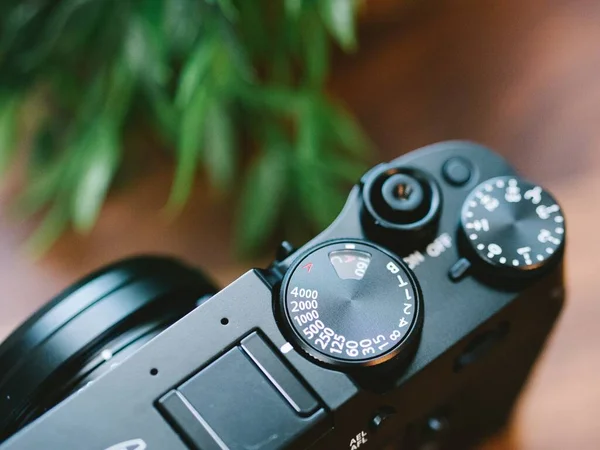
[281,241,421,367]
[461,176,565,274]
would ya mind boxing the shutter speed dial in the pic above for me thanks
[461,176,565,277]
[279,240,423,371]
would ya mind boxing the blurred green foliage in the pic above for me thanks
[0,0,370,256]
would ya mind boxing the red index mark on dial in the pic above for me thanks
[344,256,356,263]
[302,262,313,273]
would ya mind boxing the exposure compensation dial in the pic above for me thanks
[280,240,423,371]
[461,176,565,277]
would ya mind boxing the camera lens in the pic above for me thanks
[0,256,217,442]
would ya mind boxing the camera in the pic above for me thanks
[0,141,566,450]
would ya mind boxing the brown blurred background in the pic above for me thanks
[1,0,599,448]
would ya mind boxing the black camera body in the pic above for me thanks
[0,141,566,450]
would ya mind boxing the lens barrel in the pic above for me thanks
[0,256,217,442]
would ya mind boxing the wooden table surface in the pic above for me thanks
[1,1,599,448]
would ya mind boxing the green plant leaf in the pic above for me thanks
[216,0,238,21]
[204,99,235,190]
[144,82,178,144]
[70,70,107,130]
[13,160,64,218]
[211,40,235,90]
[71,118,121,233]
[48,69,84,112]
[175,39,216,108]
[19,0,97,71]
[125,0,169,86]
[294,96,348,229]
[236,84,299,114]
[0,3,46,55]
[168,84,210,211]
[24,202,70,258]
[165,0,203,56]
[29,120,58,172]
[53,0,108,61]
[236,148,289,255]
[320,100,371,157]
[0,92,20,174]
[105,58,135,123]
[319,0,358,51]
[285,0,303,18]
[297,96,319,160]
[137,0,164,39]
[0,0,370,258]
[235,1,269,59]
[296,156,346,230]
[319,154,368,183]
[218,25,255,83]
[303,11,329,87]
